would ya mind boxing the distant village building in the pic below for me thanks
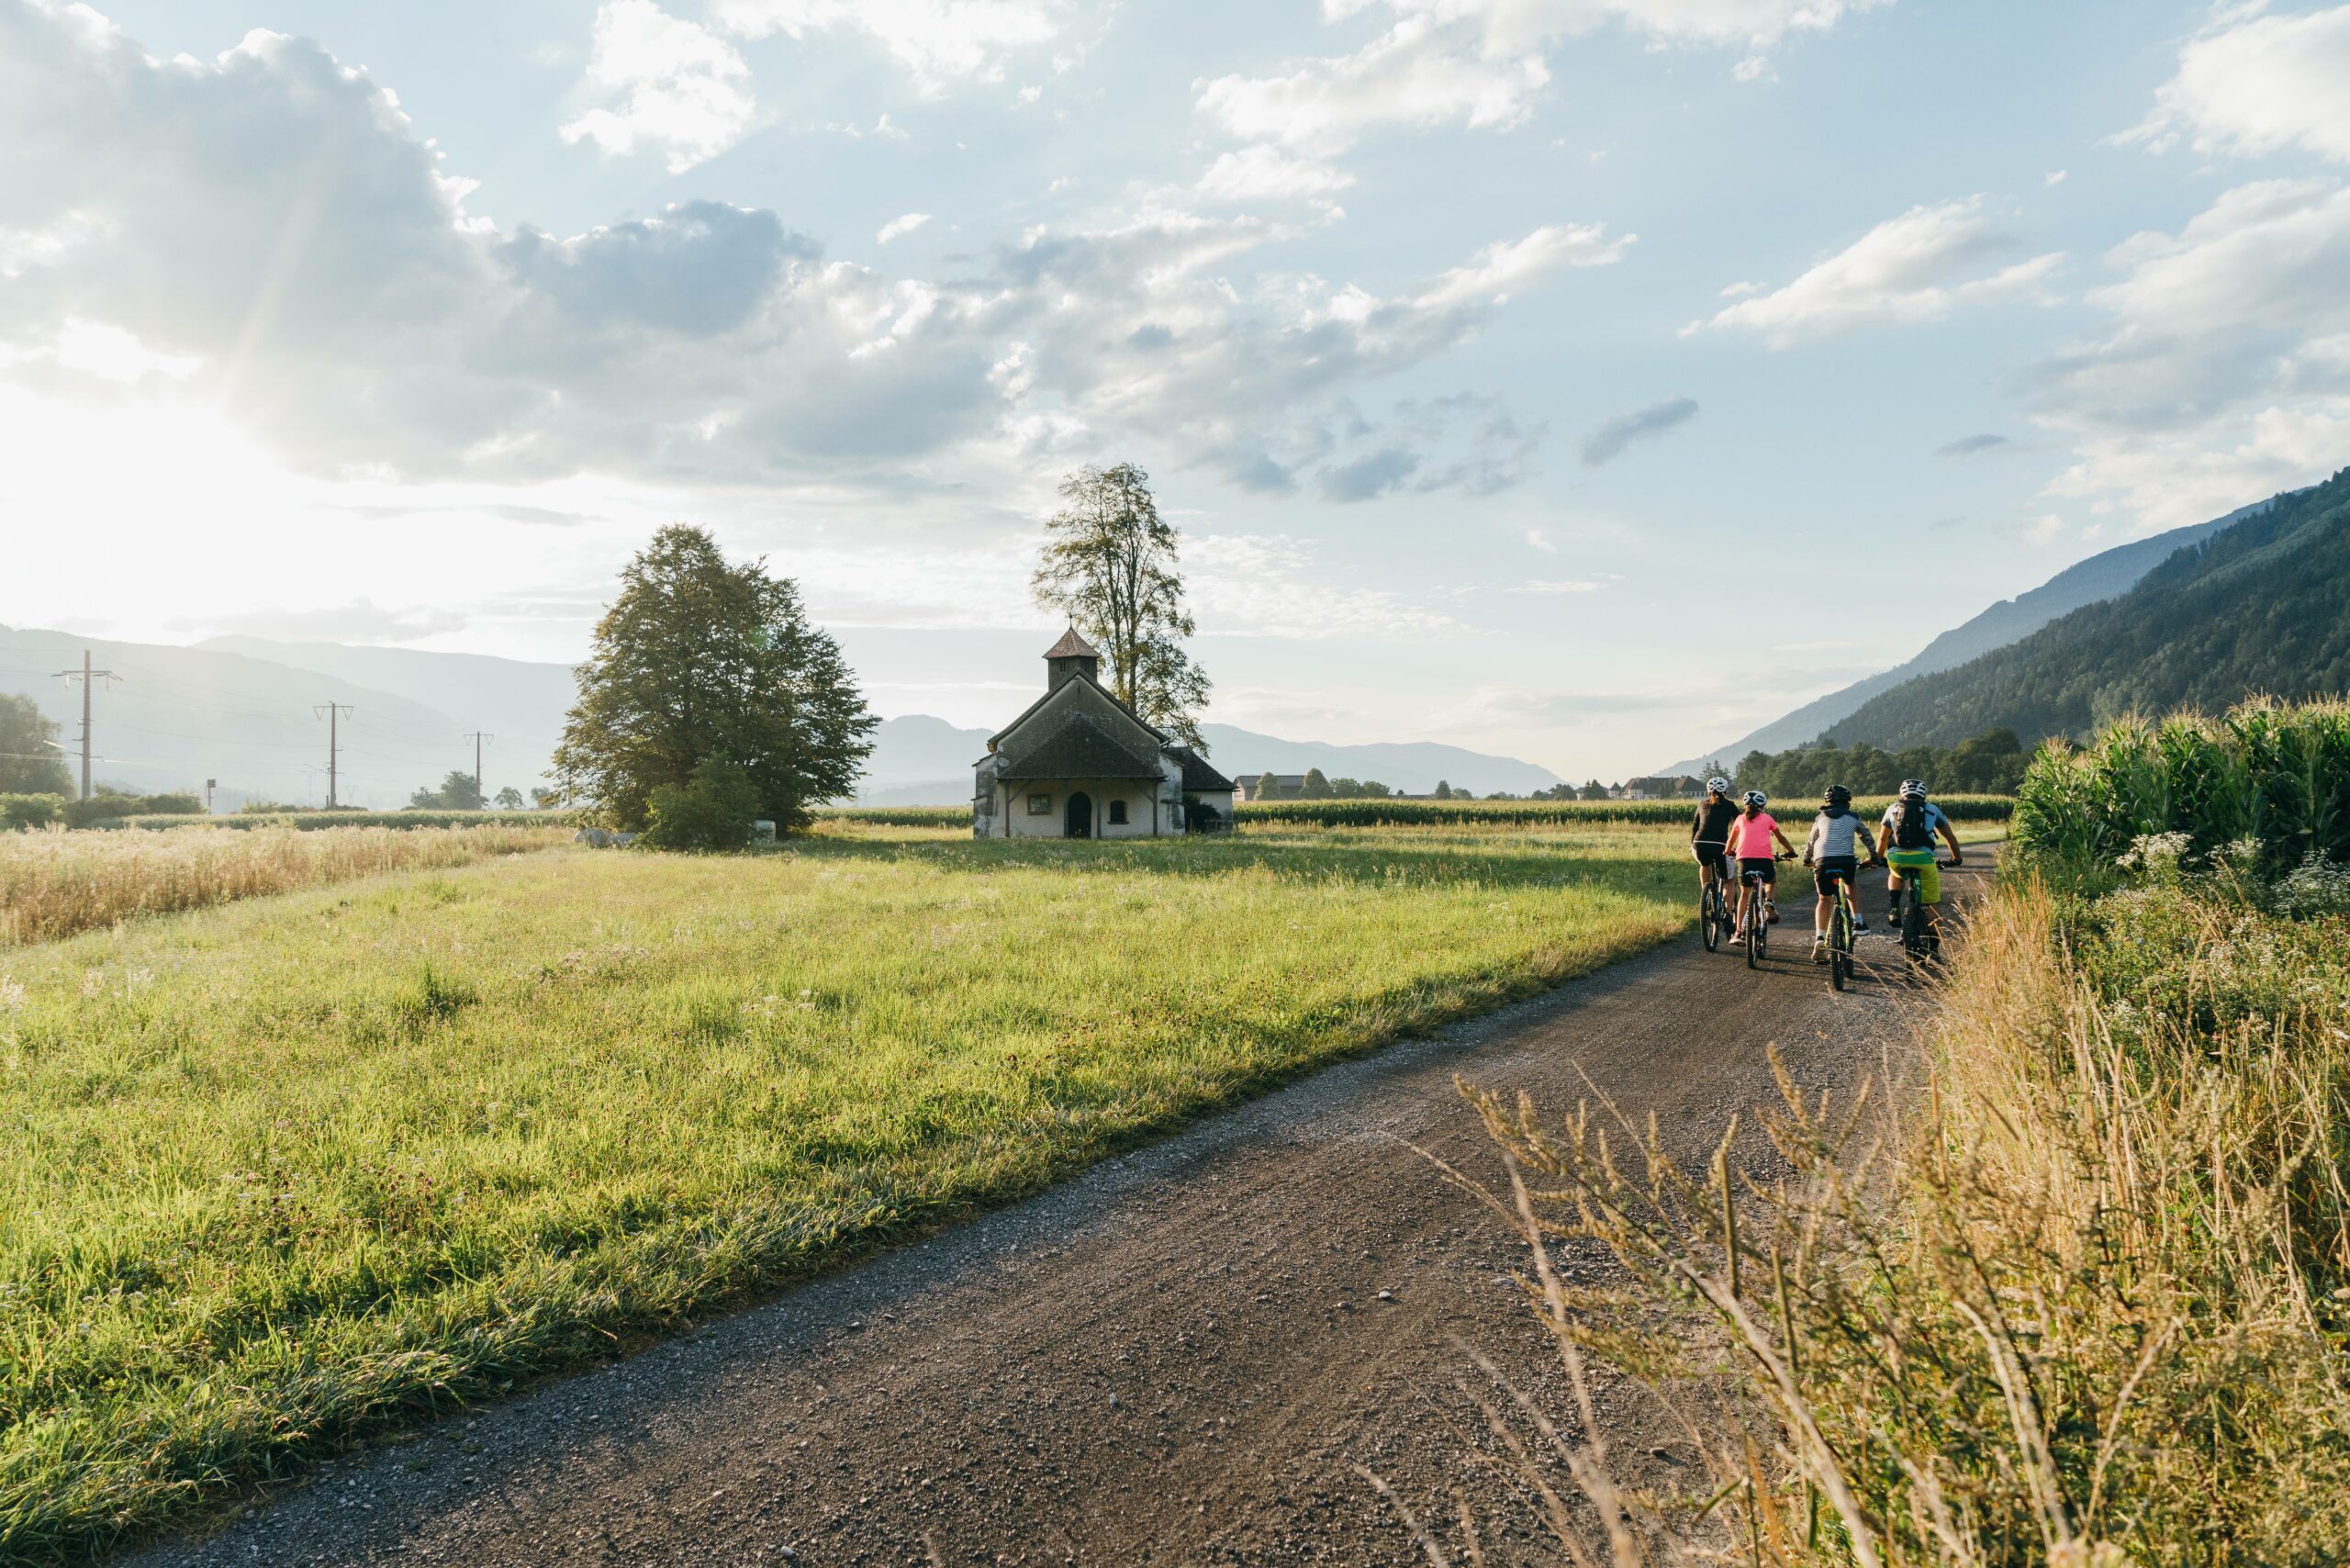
[1617,775,1708,801]
[1233,774,1306,803]
[972,629,1236,839]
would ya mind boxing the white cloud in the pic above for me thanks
[1510,578,1599,593]
[1194,17,1550,155]
[2046,401,2350,532]
[1194,146,1358,204]
[713,0,1065,91]
[1690,196,2062,346]
[1325,0,1888,62]
[559,0,758,173]
[876,211,933,244]
[2127,5,2350,164]
[1190,534,1463,636]
[2028,179,2350,528]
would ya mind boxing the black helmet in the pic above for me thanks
[1823,784,1852,809]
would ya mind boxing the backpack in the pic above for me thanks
[1894,799,1933,850]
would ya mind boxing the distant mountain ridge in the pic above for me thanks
[852,717,1565,805]
[1656,498,2274,775]
[1818,468,2350,748]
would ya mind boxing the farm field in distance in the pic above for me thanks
[1,817,1701,1560]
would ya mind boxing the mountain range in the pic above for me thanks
[1660,490,2300,774]
[0,633,1561,809]
[1815,466,2350,748]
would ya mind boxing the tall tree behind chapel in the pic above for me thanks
[1032,463,1211,750]
[554,525,877,833]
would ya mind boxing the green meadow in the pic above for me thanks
[0,819,1694,1560]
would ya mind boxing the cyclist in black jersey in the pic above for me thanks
[1689,776,1738,914]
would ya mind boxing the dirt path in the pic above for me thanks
[129,869,1976,1567]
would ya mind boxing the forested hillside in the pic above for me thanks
[1821,468,2350,749]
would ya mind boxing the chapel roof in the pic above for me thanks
[995,712,1166,781]
[1164,745,1235,793]
[1044,626,1101,660]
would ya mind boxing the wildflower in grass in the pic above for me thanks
[0,976,23,1011]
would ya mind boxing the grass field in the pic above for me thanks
[0,818,1695,1560]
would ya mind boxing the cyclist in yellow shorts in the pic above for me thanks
[1874,779,1964,937]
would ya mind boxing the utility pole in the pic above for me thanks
[313,702,353,809]
[463,731,494,802]
[52,650,120,801]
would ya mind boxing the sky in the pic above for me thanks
[2,0,2347,779]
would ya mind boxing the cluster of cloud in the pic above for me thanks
[0,2,1625,509]
[1189,0,1886,216]
[1689,196,2062,346]
[560,0,759,172]
[2035,4,2350,529]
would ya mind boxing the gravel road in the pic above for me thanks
[129,868,1974,1568]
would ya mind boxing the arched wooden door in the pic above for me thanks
[1065,790,1092,838]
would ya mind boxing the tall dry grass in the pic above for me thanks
[1411,875,2350,1566]
[0,823,573,945]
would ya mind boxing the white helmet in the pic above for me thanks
[1898,778,1928,801]
[1742,790,1767,808]
[1706,776,1730,795]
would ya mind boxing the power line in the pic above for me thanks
[53,651,120,801]
[464,731,493,797]
[313,702,354,810]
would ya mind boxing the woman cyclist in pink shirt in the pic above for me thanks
[1727,790,1797,941]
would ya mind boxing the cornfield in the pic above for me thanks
[0,823,574,945]
[2012,697,2350,869]
[1240,794,2015,829]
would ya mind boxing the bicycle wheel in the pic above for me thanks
[1701,885,1720,952]
[1830,894,1852,991]
[1746,885,1762,969]
[1902,891,1924,966]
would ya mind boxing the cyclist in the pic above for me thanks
[1803,783,1882,962]
[1875,779,1964,940]
[1727,790,1797,942]
[1689,776,1739,917]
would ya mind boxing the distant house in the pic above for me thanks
[1234,773,1306,803]
[972,629,1236,838]
[1620,775,1707,801]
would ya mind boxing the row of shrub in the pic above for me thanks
[1235,793,2016,828]
[2012,696,2350,872]
[101,809,577,834]
[2,791,203,830]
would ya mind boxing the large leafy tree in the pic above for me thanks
[1032,463,1211,749]
[0,693,71,795]
[554,525,877,833]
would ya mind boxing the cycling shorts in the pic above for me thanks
[1693,843,1728,871]
[1886,849,1940,905]
[1738,856,1776,886]
[1812,855,1859,895]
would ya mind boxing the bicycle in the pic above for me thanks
[1697,847,1731,952]
[1822,858,1882,992]
[1740,854,1794,969]
[1892,857,1962,968]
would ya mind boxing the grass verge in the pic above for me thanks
[1424,711,2350,1565]
[0,819,1690,1562]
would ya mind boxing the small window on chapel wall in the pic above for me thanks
[1108,800,1128,825]
[1027,793,1052,815]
